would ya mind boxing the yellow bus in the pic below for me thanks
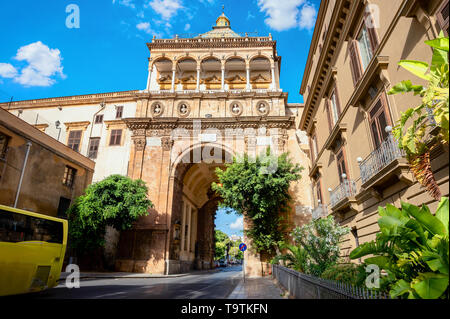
[0,204,68,296]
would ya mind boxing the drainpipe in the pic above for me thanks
[14,141,32,208]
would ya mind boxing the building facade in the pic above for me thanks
[0,108,94,217]
[1,13,313,276]
[299,0,449,259]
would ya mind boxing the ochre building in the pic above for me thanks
[1,13,313,276]
[299,0,449,259]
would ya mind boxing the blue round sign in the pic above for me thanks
[239,243,247,252]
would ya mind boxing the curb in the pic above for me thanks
[58,268,220,282]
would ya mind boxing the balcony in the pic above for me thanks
[312,204,328,220]
[357,130,413,197]
[329,178,357,210]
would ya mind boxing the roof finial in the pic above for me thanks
[222,5,225,13]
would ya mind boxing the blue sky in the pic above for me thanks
[215,207,243,238]
[0,0,319,103]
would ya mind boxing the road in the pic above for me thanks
[25,266,243,299]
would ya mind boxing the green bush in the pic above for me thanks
[350,197,449,299]
[321,263,366,286]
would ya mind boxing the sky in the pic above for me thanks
[0,0,319,104]
[215,207,243,238]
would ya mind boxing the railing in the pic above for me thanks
[312,204,328,220]
[358,134,404,184]
[272,265,391,299]
[329,179,357,208]
[146,88,282,94]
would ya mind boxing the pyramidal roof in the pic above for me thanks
[197,12,241,38]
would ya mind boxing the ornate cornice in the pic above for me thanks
[64,121,90,131]
[124,116,295,134]
[147,38,276,50]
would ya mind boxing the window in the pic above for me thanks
[57,197,71,218]
[349,11,379,85]
[0,132,9,160]
[0,209,63,244]
[67,130,82,152]
[316,179,324,206]
[63,166,77,188]
[88,137,100,159]
[326,89,341,130]
[95,114,104,124]
[437,0,449,36]
[368,94,392,149]
[109,129,122,146]
[116,106,124,119]
[336,148,349,183]
[310,133,319,163]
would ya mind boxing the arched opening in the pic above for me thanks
[168,145,236,273]
[249,57,272,89]
[225,57,246,89]
[200,57,222,90]
[176,58,197,90]
[153,58,174,90]
[214,207,244,267]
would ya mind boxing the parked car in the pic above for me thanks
[218,259,227,267]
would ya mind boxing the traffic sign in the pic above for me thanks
[239,243,247,252]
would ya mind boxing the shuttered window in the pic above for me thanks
[116,106,124,119]
[349,40,363,85]
[437,0,449,36]
[109,129,122,146]
[316,179,324,205]
[88,137,100,159]
[67,130,82,152]
[310,133,319,163]
[368,94,392,150]
[336,148,349,183]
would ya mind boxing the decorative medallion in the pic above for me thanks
[151,102,164,117]
[256,100,270,116]
[229,101,243,117]
[177,101,191,118]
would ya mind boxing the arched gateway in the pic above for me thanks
[113,13,313,276]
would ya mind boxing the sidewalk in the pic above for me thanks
[228,276,287,299]
[59,268,219,281]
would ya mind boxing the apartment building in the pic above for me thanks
[299,0,449,259]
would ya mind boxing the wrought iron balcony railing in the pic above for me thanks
[329,179,357,208]
[358,134,405,184]
[312,204,328,220]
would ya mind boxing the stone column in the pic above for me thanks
[146,65,153,92]
[186,204,192,253]
[196,67,201,91]
[180,201,186,251]
[271,65,276,90]
[221,66,225,91]
[171,68,176,92]
[246,65,251,90]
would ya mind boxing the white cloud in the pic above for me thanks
[12,41,65,87]
[136,22,162,37]
[184,23,191,31]
[230,217,243,230]
[147,0,183,20]
[298,4,317,30]
[257,0,316,31]
[0,63,18,78]
[113,0,136,9]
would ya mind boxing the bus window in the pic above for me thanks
[0,209,63,244]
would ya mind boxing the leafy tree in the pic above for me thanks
[388,33,449,200]
[68,175,153,251]
[350,197,449,299]
[212,150,302,255]
[214,229,229,260]
[291,216,350,276]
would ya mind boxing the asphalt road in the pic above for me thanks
[24,266,243,299]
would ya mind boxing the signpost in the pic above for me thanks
[239,243,247,282]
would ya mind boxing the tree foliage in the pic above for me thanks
[291,216,350,276]
[271,243,308,273]
[350,197,449,299]
[388,33,449,200]
[212,150,302,254]
[68,175,153,251]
